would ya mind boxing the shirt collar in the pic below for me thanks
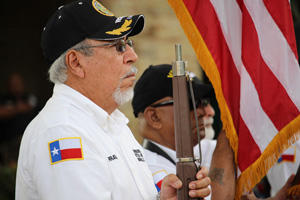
[53,84,129,132]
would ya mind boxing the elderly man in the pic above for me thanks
[132,64,216,195]
[15,1,210,200]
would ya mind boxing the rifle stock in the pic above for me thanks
[172,44,201,200]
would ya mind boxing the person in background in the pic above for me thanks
[266,142,300,197]
[241,174,298,200]
[15,1,211,199]
[203,95,215,140]
[243,141,300,200]
[0,72,39,165]
[132,64,216,197]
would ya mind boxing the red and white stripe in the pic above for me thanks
[168,0,300,197]
[59,138,82,160]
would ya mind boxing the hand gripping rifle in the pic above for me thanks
[172,44,202,200]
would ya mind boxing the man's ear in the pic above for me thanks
[65,50,85,78]
[143,107,162,130]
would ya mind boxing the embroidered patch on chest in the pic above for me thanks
[48,137,83,165]
[107,154,118,162]
[133,149,145,162]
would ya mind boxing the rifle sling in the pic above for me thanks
[142,139,176,165]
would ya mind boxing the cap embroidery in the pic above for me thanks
[92,0,114,16]
[106,19,132,35]
[167,70,173,78]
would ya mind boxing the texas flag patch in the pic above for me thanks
[49,137,83,165]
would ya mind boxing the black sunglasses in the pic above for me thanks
[150,99,210,111]
[75,38,134,53]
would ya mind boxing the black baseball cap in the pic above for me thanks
[132,64,214,117]
[41,0,145,64]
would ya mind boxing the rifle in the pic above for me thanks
[172,44,202,200]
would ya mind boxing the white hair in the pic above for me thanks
[204,117,215,139]
[48,39,93,84]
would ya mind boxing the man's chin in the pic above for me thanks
[204,126,215,139]
[113,87,133,106]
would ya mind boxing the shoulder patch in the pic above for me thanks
[48,137,83,165]
[153,170,168,192]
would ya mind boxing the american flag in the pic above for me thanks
[168,0,300,198]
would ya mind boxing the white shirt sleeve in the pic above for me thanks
[18,125,112,200]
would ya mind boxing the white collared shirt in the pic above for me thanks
[16,84,157,200]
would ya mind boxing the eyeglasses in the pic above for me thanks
[75,39,134,53]
[150,99,210,111]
